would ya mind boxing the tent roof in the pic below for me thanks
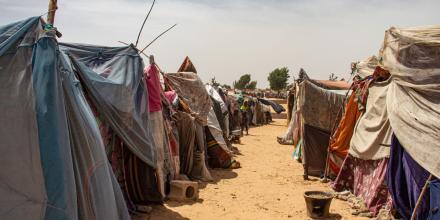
[178,56,197,73]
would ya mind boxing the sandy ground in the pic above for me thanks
[137,118,368,220]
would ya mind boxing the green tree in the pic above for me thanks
[233,74,257,90]
[267,67,290,91]
[247,81,257,89]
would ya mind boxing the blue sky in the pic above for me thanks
[1,0,439,87]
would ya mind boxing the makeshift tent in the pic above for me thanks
[165,72,214,179]
[327,56,378,175]
[0,17,129,220]
[298,78,349,178]
[380,26,440,219]
[59,42,171,204]
[334,26,440,217]
[332,64,393,216]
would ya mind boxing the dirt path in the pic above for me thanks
[139,118,367,220]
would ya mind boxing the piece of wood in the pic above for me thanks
[410,174,433,220]
[47,0,58,25]
[135,0,156,47]
[139,24,177,54]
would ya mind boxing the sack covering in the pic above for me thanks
[380,26,440,178]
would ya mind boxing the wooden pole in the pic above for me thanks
[410,174,433,220]
[47,0,58,25]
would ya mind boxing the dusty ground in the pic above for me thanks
[137,118,368,220]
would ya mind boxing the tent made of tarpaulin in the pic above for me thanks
[0,17,129,220]
[59,42,170,204]
[59,42,157,168]
[298,79,348,178]
[380,25,440,219]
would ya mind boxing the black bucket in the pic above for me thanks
[304,191,333,219]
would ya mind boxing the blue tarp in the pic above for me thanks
[258,98,286,114]
[0,17,130,220]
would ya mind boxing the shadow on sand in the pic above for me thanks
[133,205,190,220]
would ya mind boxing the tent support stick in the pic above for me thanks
[47,0,58,25]
[410,174,433,220]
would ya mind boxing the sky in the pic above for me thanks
[1,0,439,88]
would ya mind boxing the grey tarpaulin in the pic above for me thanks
[297,79,347,177]
[0,17,129,220]
[59,43,157,168]
[298,80,347,132]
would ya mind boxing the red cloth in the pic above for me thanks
[144,64,162,112]
[164,90,177,103]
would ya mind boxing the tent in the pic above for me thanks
[59,43,171,204]
[165,72,238,170]
[333,25,440,218]
[0,17,129,220]
[298,78,349,178]
[326,57,377,175]
[381,26,440,219]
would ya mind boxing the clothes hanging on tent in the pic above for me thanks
[145,64,163,112]
[386,135,434,220]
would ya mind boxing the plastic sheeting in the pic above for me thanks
[380,26,440,178]
[59,43,157,168]
[349,78,392,160]
[257,98,286,114]
[0,17,129,220]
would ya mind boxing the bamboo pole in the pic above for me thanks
[410,174,433,220]
[47,0,58,25]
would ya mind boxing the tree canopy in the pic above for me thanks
[233,74,257,90]
[267,67,290,91]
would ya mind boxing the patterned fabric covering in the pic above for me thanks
[332,155,390,216]
[205,127,234,169]
[165,72,212,126]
